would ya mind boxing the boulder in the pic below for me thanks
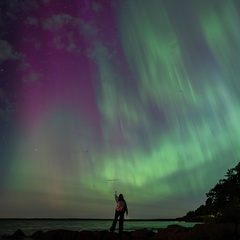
[32,229,78,240]
[150,225,189,240]
[6,223,240,240]
[13,229,25,238]
[131,229,155,239]
[31,230,44,239]
[2,229,26,239]
[75,230,95,240]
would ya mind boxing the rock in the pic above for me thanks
[95,230,118,240]
[32,229,116,240]
[75,230,95,240]
[188,222,240,240]
[42,229,78,240]
[13,229,25,238]
[31,230,44,239]
[6,223,240,240]
[131,229,155,239]
[150,228,169,240]
[150,225,189,240]
[2,229,26,239]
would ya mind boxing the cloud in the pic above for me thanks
[42,13,98,36]
[25,17,38,26]
[41,13,97,54]
[0,0,39,21]
[0,40,20,63]
[22,71,43,83]
[92,2,103,13]
[20,0,38,12]
[42,14,73,31]
[0,89,16,122]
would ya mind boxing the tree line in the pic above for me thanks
[179,162,240,223]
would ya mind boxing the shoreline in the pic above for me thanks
[0,218,180,221]
[1,222,239,240]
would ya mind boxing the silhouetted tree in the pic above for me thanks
[195,204,208,216]
[186,211,195,218]
[181,162,240,227]
[205,162,240,222]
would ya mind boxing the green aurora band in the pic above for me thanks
[1,0,240,218]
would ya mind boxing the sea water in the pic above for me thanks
[0,219,200,237]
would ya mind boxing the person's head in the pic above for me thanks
[118,194,124,201]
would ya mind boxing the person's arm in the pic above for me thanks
[125,201,128,215]
[114,191,118,203]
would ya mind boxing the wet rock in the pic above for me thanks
[150,225,189,240]
[5,223,240,240]
[13,229,25,238]
[130,229,155,239]
[33,229,78,240]
[75,230,95,240]
[2,229,26,239]
[31,230,44,239]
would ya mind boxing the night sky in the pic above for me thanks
[1,0,240,219]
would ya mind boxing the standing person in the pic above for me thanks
[110,191,128,234]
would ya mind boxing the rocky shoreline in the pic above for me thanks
[1,223,240,240]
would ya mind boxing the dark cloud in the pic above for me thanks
[22,71,43,83]
[92,2,103,13]
[0,40,20,63]
[42,13,98,36]
[25,17,38,26]
[42,14,73,31]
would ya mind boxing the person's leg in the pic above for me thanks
[110,211,119,232]
[118,212,124,234]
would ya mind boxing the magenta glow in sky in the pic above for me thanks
[1,0,240,219]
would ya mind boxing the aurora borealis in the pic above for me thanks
[1,0,240,219]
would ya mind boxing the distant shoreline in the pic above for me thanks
[0,218,180,221]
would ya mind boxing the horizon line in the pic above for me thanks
[0,217,180,221]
